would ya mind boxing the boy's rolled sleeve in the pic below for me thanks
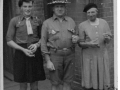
[6,18,16,42]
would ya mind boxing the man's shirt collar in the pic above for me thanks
[20,14,34,21]
[52,14,68,22]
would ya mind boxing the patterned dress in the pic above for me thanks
[78,18,112,89]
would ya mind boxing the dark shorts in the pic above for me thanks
[49,49,75,85]
[13,43,46,83]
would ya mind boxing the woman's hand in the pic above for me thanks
[22,48,35,57]
[89,42,99,48]
[79,38,99,48]
[103,33,111,43]
[87,38,99,47]
[28,44,38,53]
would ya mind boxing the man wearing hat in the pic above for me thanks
[78,3,112,90]
[41,0,79,90]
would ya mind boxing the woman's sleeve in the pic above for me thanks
[78,23,89,48]
[103,20,112,44]
[78,23,85,42]
[104,21,112,37]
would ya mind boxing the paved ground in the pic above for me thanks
[4,77,114,90]
[4,77,51,90]
[4,77,82,90]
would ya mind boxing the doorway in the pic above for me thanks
[3,0,16,80]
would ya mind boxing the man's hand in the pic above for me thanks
[72,35,79,43]
[22,48,35,57]
[28,44,37,53]
[46,61,55,71]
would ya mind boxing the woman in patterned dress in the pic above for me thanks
[78,3,112,90]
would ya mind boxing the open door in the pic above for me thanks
[3,0,16,80]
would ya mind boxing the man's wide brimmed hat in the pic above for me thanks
[48,0,71,5]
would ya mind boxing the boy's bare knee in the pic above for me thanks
[30,81,38,90]
[20,83,27,90]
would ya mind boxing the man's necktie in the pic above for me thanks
[26,17,33,35]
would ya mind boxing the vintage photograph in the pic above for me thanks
[3,0,115,90]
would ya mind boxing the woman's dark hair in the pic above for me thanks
[18,0,34,7]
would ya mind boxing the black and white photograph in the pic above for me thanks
[1,0,117,90]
